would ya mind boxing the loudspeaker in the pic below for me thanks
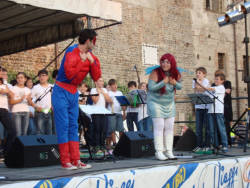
[5,135,60,168]
[114,131,154,158]
[175,128,197,151]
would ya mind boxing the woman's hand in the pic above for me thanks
[163,76,169,84]
[169,77,176,86]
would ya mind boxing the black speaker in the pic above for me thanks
[175,128,197,151]
[113,131,154,158]
[5,135,60,168]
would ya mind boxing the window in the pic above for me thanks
[218,53,225,70]
[243,55,250,78]
[206,0,211,10]
[142,44,158,65]
[206,0,226,13]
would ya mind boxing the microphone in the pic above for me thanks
[193,78,197,82]
[79,93,99,97]
[165,71,171,77]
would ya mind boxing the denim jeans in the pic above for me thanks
[12,112,29,136]
[0,122,4,140]
[35,112,52,135]
[138,116,153,131]
[208,113,228,148]
[126,112,139,131]
[195,109,210,147]
[27,117,36,135]
[107,114,124,136]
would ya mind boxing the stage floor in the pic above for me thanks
[0,147,249,185]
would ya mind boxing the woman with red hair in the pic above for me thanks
[147,53,182,160]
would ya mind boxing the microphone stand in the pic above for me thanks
[193,79,224,154]
[35,86,53,104]
[136,90,147,131]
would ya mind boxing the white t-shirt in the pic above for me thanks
[0,84,9,110]
[208,85,225,114]
[3,80,13,89]
[90,88,108,107]
[107,90,123,114]
[192,78,210,109]
[31,84,52,110]
[11,86,31,113]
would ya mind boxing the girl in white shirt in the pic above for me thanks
[10,72,31,136]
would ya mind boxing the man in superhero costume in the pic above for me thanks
[52,29,101,170]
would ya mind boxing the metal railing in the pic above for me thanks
[174,96,248,124]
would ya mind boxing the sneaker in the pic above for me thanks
[194,147,203,154]
[202,147,213,155]
[221,147,228,153]
[192,147,201,152]
[62,163,78,170]
[72,160,92,169]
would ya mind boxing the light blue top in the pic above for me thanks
[147,79,182,118]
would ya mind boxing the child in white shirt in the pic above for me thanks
[10,72,31,136]
[206,73,228,153]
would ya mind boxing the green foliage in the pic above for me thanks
[82,76,129,94]
[7,71,17,83]
[118,84,129,94]
[83,75,95,88]
[7,70,55,84]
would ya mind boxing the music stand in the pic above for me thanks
[129,89,147,104]
[188,93,213,154]
[115,96,130,106]
[79,105,115,162]
[188,93,213,106]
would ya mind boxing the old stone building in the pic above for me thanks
[0,0,248,132]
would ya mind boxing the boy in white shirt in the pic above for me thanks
[30,70,53,135]
[107,79,125,148]
[206,73,228,153]
[192,67,210,153]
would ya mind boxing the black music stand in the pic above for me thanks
[79,105,115,162]
[188,93,213,106]
[188,93,213,153]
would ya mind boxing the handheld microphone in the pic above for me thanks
[165,71,171,77]
[193,78,197,82]
[79,93,99,97]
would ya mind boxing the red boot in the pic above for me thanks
[58,143,77,170]
[69,141,92,169]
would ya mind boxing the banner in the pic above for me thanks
[1,156,250,188]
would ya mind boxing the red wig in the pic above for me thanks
[155,53,181,94]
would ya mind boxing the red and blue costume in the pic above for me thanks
[52,44,101,167]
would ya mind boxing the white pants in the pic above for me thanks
[152,117,175,138]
